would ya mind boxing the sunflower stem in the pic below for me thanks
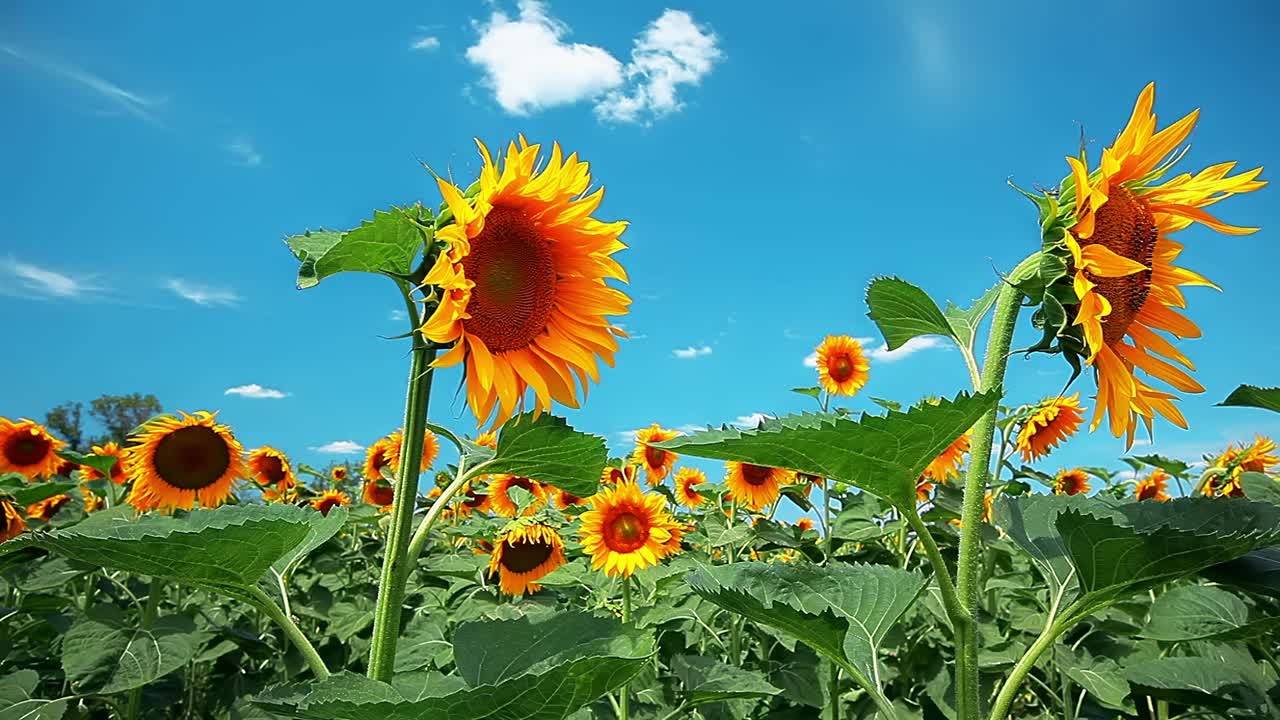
[125,578,164,720]
[367,284,437,682]
[248,585,330,681]
[404,457,474,569]
[619,575,632,720]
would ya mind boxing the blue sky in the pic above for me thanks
[3,0,1279,502]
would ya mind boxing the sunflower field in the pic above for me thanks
[3,83,1280,720]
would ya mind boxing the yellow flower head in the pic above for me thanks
[724,461,792,511]
[579,481,681,577]
[488,522,567,595]
[673,467,708,508]
[0,418,67,480]
[1053,468,1092,496]
[81,442,127,485]
[123,412,246,512]
[924,431,971,482]
[1015,394,1085,462]
[247,446,297,491]
[311,489,350,516]
[487,474,546,518]
[632,424,681,486]
[814,335,870,397]
[1134,468,1171,501]
[26,493,72,521]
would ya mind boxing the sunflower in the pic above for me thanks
[924,432,971,482]
[1053,468,1092,496]
[80,485,103,513]
[0,418,67,480]
[814,335,870,396]
[600,465,636,486]
[1016,394,1085,462]
[363,438,395,482]
[1207,435,1278,497]
[553,487,588,509]
[421,136,631,428]
[1057,83,1266,443]
[632,424,680,485]
[579,481,680,577]
[793,473,819,498]
[487,475,546,517]
[311,489,350,516]
[385,429,441,476]
[363,479,395,509]
[331,466,349,483]
[123,412,246,512]
[982,492,994,524]
[724,462,792,511]
[54,458,79,478]
[1134,468,1172,501]
[795,517,814,532]
[26,494,71,521]
[488,522,567,595]
[247,446,296,491]
[673,467,707,508]
[915,477,934,503]
[81,442,127,484]
[262,486,300,504]
[1,501,26,542]
[455,482,491,518]
[474,430,498,450]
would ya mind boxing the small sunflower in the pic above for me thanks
[814,335,870,396]
[1,501,26,542]
[82,442,127,485]
[1015,394,1086,462]
[632,424,680,485]
[924,431,971,482]
[795,517,814,532]
[54,458,79,478]
[1135,468,1172,501]
[421,136,631,428]
[579,481,680,577]
[331,466,349,483]
[487,475,546,517]
[385,429,441,476]
[1207,435,1278,497]
[488,522,567,595]
[673,467,707,508]
[247,446,296,491]
[724,461,792,511]
[363,438,395,482]
[982,492,994,524]
[311,489,350,516]
[26,494,71,521]
[363,479,395,509]
[1053,468,1092,496]
[600,465,636,486]
[123,412,246,512]
[0,418,67,480]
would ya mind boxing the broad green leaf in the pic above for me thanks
[686,561,925,695]
[394,614,452,673]
[6,481,79,506]
[1241,472,1280,506]
[285,205,431,289]
[1218,384,1280,414]
[1141,584,1280,642]
[1204,547,1280,599]
[12,556,92,592]
[0,669,67,720]
[272,505,348,576]
[1124,656,1267,712]
[55,449,119,479]
[671,655,781,707]
[943,282,1001,352]
[1052,647,1133,712]
[1129,453,1192,478]
[790,387,822,399]
[651,390,998,508]
[996,494,1101,600]
[62,605,210,694]
[483,414,607,497]
[865,276,956,350]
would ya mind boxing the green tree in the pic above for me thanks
[45,401,86,451]
[89,393,163,444]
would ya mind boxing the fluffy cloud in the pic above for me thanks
[733,412,773,428]
[1,259,104,299]
[673,345,712,359]
[310,440,364,454]
[224,384,287,399]
[596,10,722,123]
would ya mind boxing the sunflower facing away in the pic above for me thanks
[26,494,72,521]
[724,462,792,511]
[311,489,351,516]
[1016,394,1085,462]
[579,481,681,578]
[1,501,26,542]
[673,467,707,508]
[1053,468,1092,496]
[1060,83,1266,443]
[924,431,971,482]
[330,466,349,484]
[247,446,297,491]
[421,137,631,427]
[487,475,546,517]
[124,412,247,512]
[0,418,66,480]
[488,522,567,595]
[632,424,681,485]
[814,335,870,397]
[1135,468,1172,501]
[1206,435,1278,497]
[81,442,127,485]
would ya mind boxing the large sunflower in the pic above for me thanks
[247,446,296,491]
[487,474,546,518]
[82,442,127,485]
[814,335,870,396]
[724,462,792,511]
[632,424,680,485]
[421,137,631,427]
[1060,83,1266,442]
[487,522,567,595]
[1053,468,1092,496]
[385,429,440,476]
[1,501,26,542]
[579,481,679,577]
[924,432,971,482]
[0,418,66,480]
[1015,394,1085,462]
[123,412,246,511]
[673,467,707,508]
[1135,468,1171,501]
[311,489,351,516]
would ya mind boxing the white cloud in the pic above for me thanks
[167,279,240,307]
[673,345,712,359]
[224,384,287,399]
[310,440,364,454]
[803,351,818,368]
[390,309,407,321]
[733,412,773,429]
[803,335,946,367]
[1,258,107,300]
[465,0,624,115]
[224,136,263,167]
[596,9,722,124]
[411,35,441,51]
[1,43,164,125]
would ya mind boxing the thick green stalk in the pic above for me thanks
[620,576,632,720]
[126,579,164,719]
[987,615,1071,720]
[824,478,840,720]
[403,458,475,569]
[367,289,438,681]
[249,586,330,680]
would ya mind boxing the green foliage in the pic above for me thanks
[1142,584,1280,642]
[1125,656,1269,712]
[943,281,1001,354]
[0,669,68,719]
[89,393,163,444]
[1218,384,1280,413]
[480,413,608,497]
[62,605,210,694]
[865,277,955,350]
[671,654,781,707]
[286,205,432,289]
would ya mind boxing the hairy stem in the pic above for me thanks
[620,575,632,720]
[249,586,330,681]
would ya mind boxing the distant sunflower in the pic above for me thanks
[1134,468,1172,501]
[123,412,246,511]
[81,442,127,485]
[421,136,631,428]
[1207,435,1278,497]
[385,429,441,476]
[488,522,567,595]
[80,485,103,513]
[363,438,395,482]
[474,430,498,450]
[1,501,26,542]
[793,473,819,498]
[54,458,79,478]
[1053,468,1092,496]
[1016,394,1085,462]
[915,477,934,503]
[330,466,349,483]
[553,487,587,509]
[600,465,635,486]
[632,424,680,485]
[0,418,66,480]
[795,517,814,532]
[673,467,707,508]
[814,335,870,396]
[247,446,296,491]
[487,475,546,517]
[26,494,71,521]
[1059,83,1266,443]
[924,432,971,482]
[580,481,679,577]
[982,492,994,524]
[724,462,791,511]
[311,489,350,516]
[363,479,395,509]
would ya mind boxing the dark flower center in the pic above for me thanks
[461,205,557,353]
[4,430,51,467]
[644,446,667,470]
[1081,186,1158,345]
[606,511,649,553]
[829,354,855,383]
[258,455,287,486]
[153,426,231,490]
[499,538,556,574]
[741,464,773,487]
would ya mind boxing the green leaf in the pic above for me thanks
[943,281,1001,352]
[995,494,1100,600]
[485,414,607,497]
[1052,647,1133,712]
[0,669,67,720]
[1241,472,1280,506]
[671,655,781,707]
[686,561,925,695]
[1218,384,1280,414]
[653,390,998,508]
[271,505,348,576]
[865,276,956,350]
[1129,454,1192,478]
[62,605,210,694]
[1142,584,1280,642]
[1204,547,1280,599]
[6,481,79,506]
[393,615,452,673]
[790,387,822,399]
[55,449,119,479]
[285,205,430,290]
[1125,656,1267,712]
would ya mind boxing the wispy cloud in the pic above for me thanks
[733,412,773,429]
[1,43,164,125]
[673,345,712,359]
[613,322,647,340]
[390,309,407,321]
[0,258,107,300]
[596,9,722,124]
[224,136,263,167]
[224,383,287,399]
[167,279,240,307]
[411,35,441,51]
[803,335,946,367]
[310,440,364,454]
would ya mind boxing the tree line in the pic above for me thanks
[43,393,163,451]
